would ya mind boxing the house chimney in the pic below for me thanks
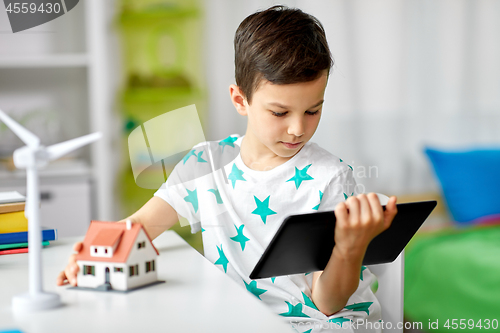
[126,219,132,230]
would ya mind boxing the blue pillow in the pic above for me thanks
[424,147,500,224]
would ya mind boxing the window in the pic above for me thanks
[137,241,146,249]
[145,260,156,273]
[129,264,139,277]
[83,265,95,276]
[104,248,108,254]
[94,248,97,253]
[114,267,123,273]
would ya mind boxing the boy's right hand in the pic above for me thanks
[56,241,83,287]
[333,193,397,260]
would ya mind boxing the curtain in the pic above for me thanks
[203,0,500,195]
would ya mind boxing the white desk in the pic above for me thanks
[0,231,294,333]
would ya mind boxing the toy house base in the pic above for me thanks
[68,280,166,293]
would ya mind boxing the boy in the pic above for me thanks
[57,5,397,333]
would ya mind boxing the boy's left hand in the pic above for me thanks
[333,193,397,260]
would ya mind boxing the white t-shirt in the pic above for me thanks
[155,134,382,333]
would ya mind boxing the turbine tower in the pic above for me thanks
[0,109,101,311]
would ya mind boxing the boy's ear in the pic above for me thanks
[229,84,249,116]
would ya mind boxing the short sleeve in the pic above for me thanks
[317,167,360,212]
[154,143,215,234]
[154,136,241,234]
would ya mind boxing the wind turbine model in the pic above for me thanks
[0,109,102,312]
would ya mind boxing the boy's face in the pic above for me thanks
[230,73,327,163]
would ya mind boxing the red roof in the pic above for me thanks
[92,228,123,246]
[75,221,159,263]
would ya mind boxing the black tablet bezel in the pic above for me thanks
[249,200,437,279]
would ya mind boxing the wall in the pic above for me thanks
[202,0,500,196]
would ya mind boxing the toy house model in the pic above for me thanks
[75,220,159,291]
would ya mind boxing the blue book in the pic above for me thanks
[0,227,57,245]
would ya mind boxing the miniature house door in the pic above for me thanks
[105,267,110,284]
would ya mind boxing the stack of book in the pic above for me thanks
[0,191,57,255]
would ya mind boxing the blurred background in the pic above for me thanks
[0,0,499,331]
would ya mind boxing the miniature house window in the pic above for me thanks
[146,260,156,273]
[90,245,115,258]
[129,264,139,277]
[137,241,146,249]
[84,265,95,276]
[114,267,123,273]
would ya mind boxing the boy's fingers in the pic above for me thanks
[367,193,383,222]
[73,241,83,252]
[56,270,67,286]
[56,242,82,287]
[383,196,398,228]
[65,266,77,286]
[357,194,371,224]
[334,202,348,226]
[345,196,360,225]
[385,196,397,216]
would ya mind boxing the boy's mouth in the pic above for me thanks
[281,141,302,149]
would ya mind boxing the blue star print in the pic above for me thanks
[286,164,314,189]
[207,188,223,204]
[228,163,246,188]
[196,150,207,163]
[312,190,323,210]
[183,188,198,213]
[219,135,237,152]
[230,224,250,251]
[279,301,310,318]
[243,280,267,300]
[182,149,197,164]
[214,245,229,273]
[252,195,277,224]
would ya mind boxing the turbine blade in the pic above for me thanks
[0,109,40,148]
[46,132,102,161]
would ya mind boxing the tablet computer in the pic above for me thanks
[249,200,437,279]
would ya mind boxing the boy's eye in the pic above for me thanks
[270,110,320,117]
[271,111,287,117]
[306,110,320,116]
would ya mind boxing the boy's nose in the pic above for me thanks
[287,119,305,137]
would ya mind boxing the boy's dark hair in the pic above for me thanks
[234,5,333,104]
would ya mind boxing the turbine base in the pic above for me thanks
[12,291,62,312]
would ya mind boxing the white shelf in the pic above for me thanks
[0,159,91,181]
[0,0,116,221]
[0,54,88,68]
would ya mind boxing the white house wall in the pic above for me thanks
[125,229,158,290]
[77,261,127,290]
